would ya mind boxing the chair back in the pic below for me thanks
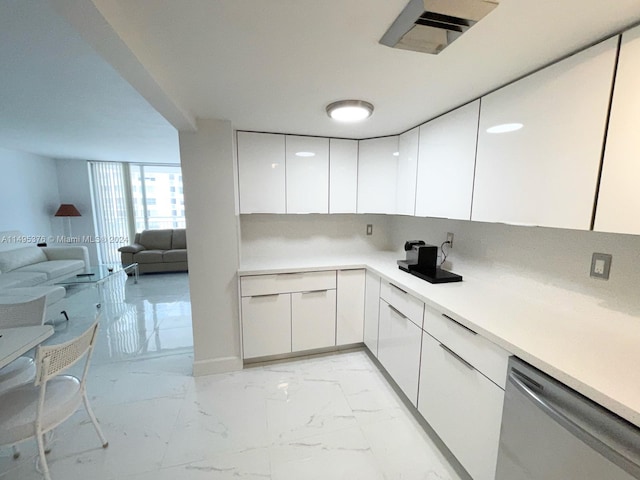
[35,318,100,386]
[0,296,46,328]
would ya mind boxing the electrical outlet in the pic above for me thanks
[446,232,454,248]
[590,253,612,280]
[366,224,373,236]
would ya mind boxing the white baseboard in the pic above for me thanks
[192,356,243,376]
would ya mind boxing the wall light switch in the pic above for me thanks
[366,224,373,236]
[590,253,612,280]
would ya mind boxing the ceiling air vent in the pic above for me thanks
[380,0,499,55]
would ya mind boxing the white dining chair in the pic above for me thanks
[0,319,108,480]
[0,296,48,395]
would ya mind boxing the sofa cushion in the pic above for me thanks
[172,229,187,249]
[133,250,165,264]
[14,260,84,280]
[0,286,66,306]
[0,272,48,288]
[139,230,173,250]
[163,249,187,263]
[0,247,47,273]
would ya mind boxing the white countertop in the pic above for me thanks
[239,253,640,428]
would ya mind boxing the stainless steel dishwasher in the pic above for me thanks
[496,357,640,480]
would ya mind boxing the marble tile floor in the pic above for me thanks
[0,272,462,480]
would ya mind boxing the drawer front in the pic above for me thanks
[240,270,336,297]
[363,270,381,356]
[377,299,423,406]
[379,279,424,328]
[291,289,337,352]
[418,332,505,480]
[241,294,291,359]
[423,304,510,388]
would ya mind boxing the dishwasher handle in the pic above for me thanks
[509,369,640,478]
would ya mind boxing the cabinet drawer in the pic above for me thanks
[379,279,424,328]
[241,294,291,359]
[418,332,504,480]
[240,270,336,297]
[291,289,336,352]
[378,299,422,406]
[423,305,510,388]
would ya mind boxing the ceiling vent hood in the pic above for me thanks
[379,0,499,55]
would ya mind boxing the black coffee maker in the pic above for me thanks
[397,240,462,284]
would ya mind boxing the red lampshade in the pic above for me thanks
[54,204,81,217]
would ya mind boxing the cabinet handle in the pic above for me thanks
[250,293,280,299]
[301,289,328,295]
[390,283,408,294]
[441,313,477,335]
[388,304,407,319]
[439,344,474,370]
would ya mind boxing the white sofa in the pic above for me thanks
[0,231,89,307]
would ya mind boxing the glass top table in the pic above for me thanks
[55,263,138,311]
[55,263,139,286]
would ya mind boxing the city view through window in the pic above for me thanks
[130,165,186,231]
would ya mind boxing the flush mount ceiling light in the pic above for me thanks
[486,123,524,134]
[295,151,316,157]
[326,100,374,122]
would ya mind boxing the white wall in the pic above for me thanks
[180,119,242,376]
[55,158,99,264]
[240,213,394,262]
[0,148,60,237]
[389,216,640,313]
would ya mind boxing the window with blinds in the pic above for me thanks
[90,162,133,264]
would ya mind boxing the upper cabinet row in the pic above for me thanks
[237,99,478,219]
[237,29,640,235]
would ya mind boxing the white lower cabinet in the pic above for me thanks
[418,332,505,480]
[336,269,365,345]
[291,289,336,352]
[377,299,423,406]
[363,270,381,356]
[241,294,291,359]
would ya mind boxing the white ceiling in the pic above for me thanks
[3,0,640,162]
[0,0,179,163]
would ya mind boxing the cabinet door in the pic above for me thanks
[357,136,399,214]
[396,127,419,216]
[363,270,381,356]
[418,332,504,480]
[472,37,617,229]
[241,293,291,359]
[595,27,640,234]
[336,269,365,345]
[329,139,358,213]
[291,289,336,352]
[377,299,422,405]
[416,101,479,220]
[286,136,329,213]
[237,132,286,214]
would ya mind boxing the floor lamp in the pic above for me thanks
[55,204,81,238]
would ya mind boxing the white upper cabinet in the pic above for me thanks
[416,101,480,220]
[357,136,399,214]
[237,132,286,214]
[595,28,640,234]
[396,127,420,216]
[286,136,329,213]
[329,139,358,214]
[472,37,618,229]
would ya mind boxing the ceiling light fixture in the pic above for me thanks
[326,100,374,122]
[295,151,316,157]
[393,151,400,157]
[486,123,524,134]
